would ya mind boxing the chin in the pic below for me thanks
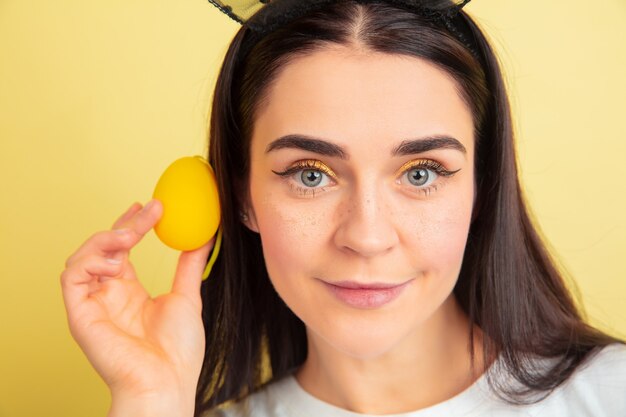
[348,345,400,360]
[307,312,416,360]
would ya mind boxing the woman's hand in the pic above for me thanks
[60,200,214,417]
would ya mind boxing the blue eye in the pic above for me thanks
[405,167,438,187]
[272,160,337,197]
[401,167,439,188]
[299,169,328,187]
[395,159,460,196]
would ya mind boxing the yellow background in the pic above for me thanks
[1,1,624,416]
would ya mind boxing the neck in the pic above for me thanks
[294,295,487,414]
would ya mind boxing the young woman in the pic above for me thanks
[60,1,626,416]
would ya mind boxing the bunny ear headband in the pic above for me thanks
[207,0,477,60]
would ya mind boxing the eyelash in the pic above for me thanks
[272,160,335,198]
[272,159,460,198]
[395,159,460,197]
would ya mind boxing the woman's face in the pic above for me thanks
[243,46,475,359]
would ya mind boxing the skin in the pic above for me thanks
[242,45,487,413]
[61,200,214,417]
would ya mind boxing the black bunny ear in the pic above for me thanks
[208,0,471,25]
[208,0,475,59]
[206,0,269,24]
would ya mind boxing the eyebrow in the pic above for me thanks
[265,134,467,159]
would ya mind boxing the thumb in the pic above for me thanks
[171,236,215,308]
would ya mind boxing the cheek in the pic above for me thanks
[251,188,330,286]
[399,188,474,275]
[422,205,471,262]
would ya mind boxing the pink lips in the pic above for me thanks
[321,279,413,309]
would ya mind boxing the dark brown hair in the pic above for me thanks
[195,1,624,414]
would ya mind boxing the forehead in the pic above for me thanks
[251,46,474,156]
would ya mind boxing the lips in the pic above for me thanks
[326,280,409,290]
[320,278,413,309]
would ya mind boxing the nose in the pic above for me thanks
[333,182,400,258]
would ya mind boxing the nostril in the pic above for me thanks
[333,187,399,256]
[336,223,399,258]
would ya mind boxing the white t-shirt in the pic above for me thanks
[208,343,626,417]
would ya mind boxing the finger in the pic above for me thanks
[117,199,163,238]
[68,200,163,267]
[60,254,125,314]
[85,249,136,282]
[65,229,134,269]
[65,202,141,267]
[171,236,215,308]
[112,202,142,230]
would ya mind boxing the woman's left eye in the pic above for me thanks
[395,160,460,195]
[401,167,438,188]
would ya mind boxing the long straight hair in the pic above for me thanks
[195,1,624,414]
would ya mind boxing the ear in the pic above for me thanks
[240,204,260,233]
[237,180,260,233]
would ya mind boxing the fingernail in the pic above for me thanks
[106,258,122,265]
[114,228,130,235]
[126,202,140,213]
[141,199,156,213]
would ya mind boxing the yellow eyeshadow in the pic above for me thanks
[395,159,426,176]
[292,159,337,179]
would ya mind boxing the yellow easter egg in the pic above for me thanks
[152,156,221,251]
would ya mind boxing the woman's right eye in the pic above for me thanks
[272,159,337,197]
